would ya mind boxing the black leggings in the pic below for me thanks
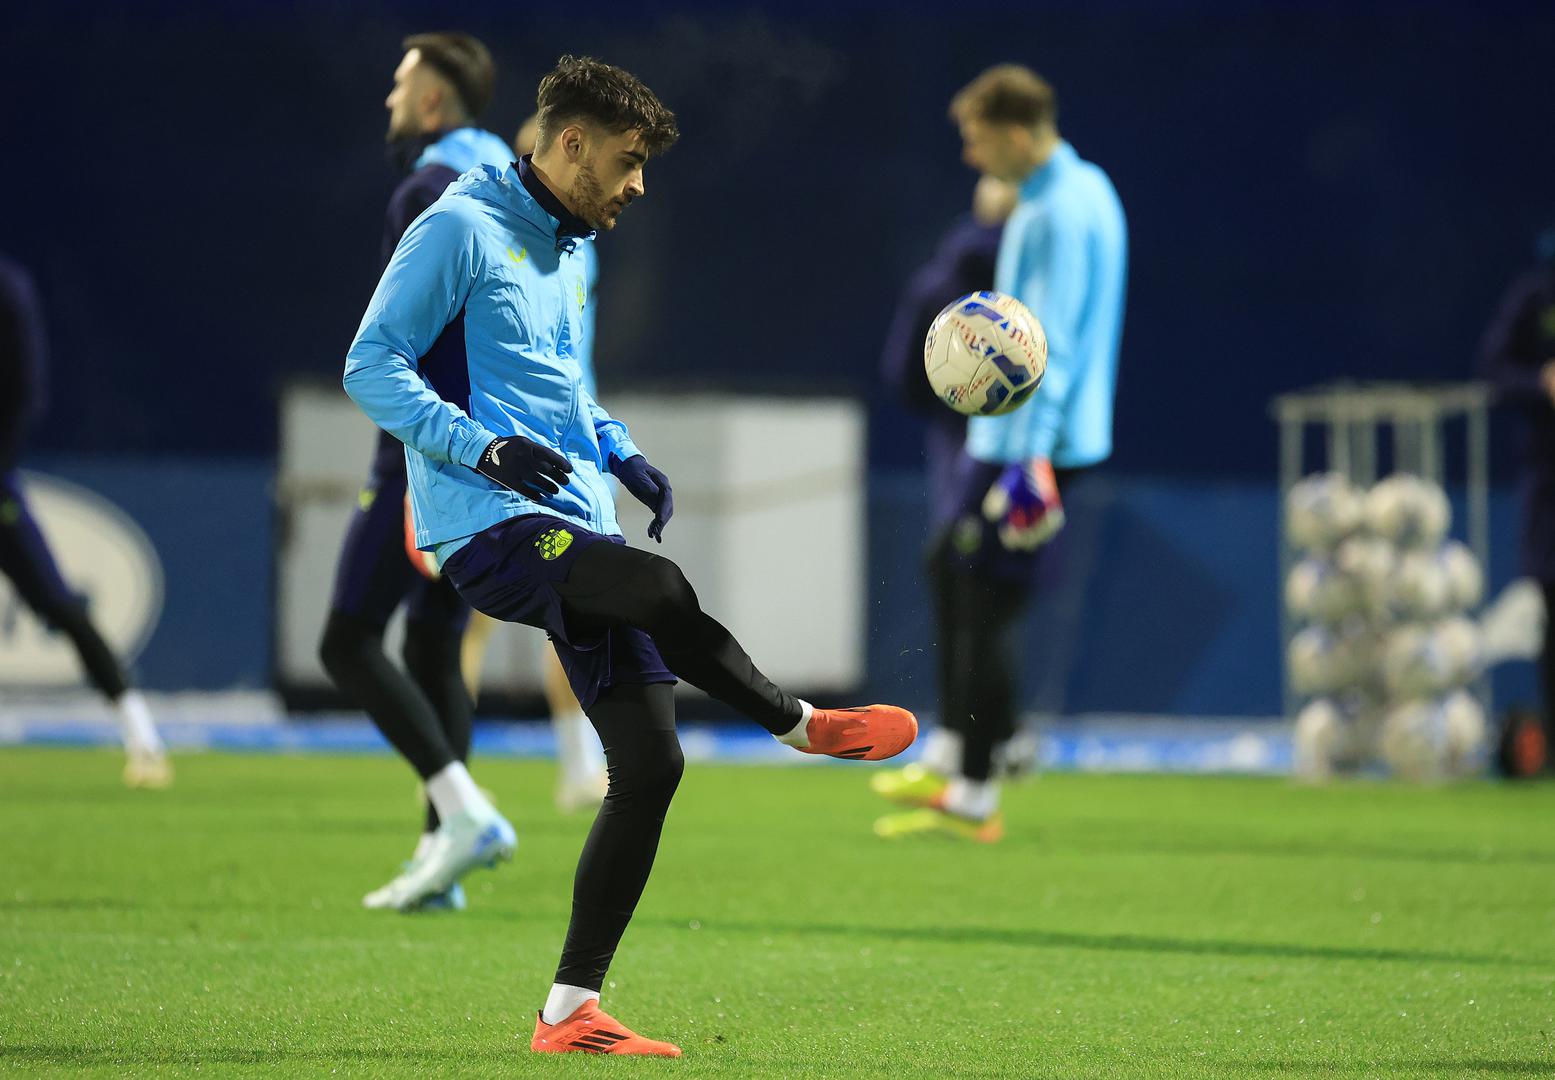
[932,541,1033,783]
[319,607,473,828]
[554,681,683,990]
[554,541,801,736]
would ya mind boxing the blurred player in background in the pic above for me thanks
[317,32,514,912]
[874,64,1127,841]
[871,172,1016,811]
[457,112,608,813]
[0,254,170,788]
[1478,227,1555,775]
[343,54,916,1055]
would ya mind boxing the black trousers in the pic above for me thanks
[0,476,128,700]
[930,537,1034,783]
[546,540,802,989]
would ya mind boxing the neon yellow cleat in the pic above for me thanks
[872,807,1004,844]
[869,763,949,807]
[123,750,173,790]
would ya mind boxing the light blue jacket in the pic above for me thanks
[967,141,1127,468]
[343,163,640,553]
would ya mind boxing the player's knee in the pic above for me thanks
[400,619,458,675]
[607,736,684,805]
[319,612,373,676]
[635,556,700,632]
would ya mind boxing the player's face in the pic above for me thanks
[384,50,433,142]
[959,118,1029,182]
[571,129,649,232]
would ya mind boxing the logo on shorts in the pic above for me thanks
[535,527,574,561]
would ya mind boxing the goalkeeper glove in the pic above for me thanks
[982,458,1065,551]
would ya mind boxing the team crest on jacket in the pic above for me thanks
[535,527,574,561]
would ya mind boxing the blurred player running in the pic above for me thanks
[874,64,1127,841]
[456,112,608,813]
[317,33,514,912]
[0,254,170,788]
[343,55,917,1056]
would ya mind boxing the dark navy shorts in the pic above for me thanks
[328,466,470,635]
[442,514,676,712]
[0,470,81,624]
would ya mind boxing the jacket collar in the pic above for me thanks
[1018,140,1077,200]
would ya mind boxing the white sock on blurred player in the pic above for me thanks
[425,762,492,822]
[942,776,999,821]
[552,709,603,785]
[114,691,165,755]
[413,831,436,863]
[918,727,962,776]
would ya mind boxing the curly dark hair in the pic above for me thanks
[535,55,679,157]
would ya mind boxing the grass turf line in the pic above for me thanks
[1,747,1553,1078]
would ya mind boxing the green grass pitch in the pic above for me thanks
[2,747,1554,1078]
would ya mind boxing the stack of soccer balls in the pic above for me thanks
[1285,473,1487,781]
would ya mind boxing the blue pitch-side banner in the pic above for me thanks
[0,714,1295,775]
[3,457,1537,719]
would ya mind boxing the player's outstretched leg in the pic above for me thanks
[0,481,171,788]
[532,682,682,1057]
[552,542,917,760]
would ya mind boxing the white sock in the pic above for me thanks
[552,710,604,784]
[918,727,962,776]
[114,691,164,755]
[412,831,436,863]
[776,700,814,748]
[424,762,491,823]
[542,982,599,1025]
[942,776,999,821]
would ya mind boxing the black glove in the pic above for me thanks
[474,436,572,498]
[611,453,674,542]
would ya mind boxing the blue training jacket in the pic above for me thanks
[966,141,1127,468]
[343,161,640,554]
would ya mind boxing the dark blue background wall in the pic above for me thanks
[4,2,1553,477]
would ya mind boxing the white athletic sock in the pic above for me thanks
[775,700,814,748]
[542,982,599,1025]
[552,710,604,784]
[412,831,436,863]
[918,727,962,776]
[942,776,1000,821]
[114,691,164,755]
[424,762,491,823]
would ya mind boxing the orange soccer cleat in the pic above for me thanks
[799,704,918,761]
[530,1000,682,1057]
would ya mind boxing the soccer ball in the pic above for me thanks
[1285,556,1363,624]
[1365,474,1450,549]
[1287,622,1370,695]
[1380,690,1486,781]
[923,290,1048,416]
[1285,473,1363,552]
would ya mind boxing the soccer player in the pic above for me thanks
[343,55,917,1056]
[1478,229,1555,774]
[873,64,1127,841]
[456,112,608,814]
[316,32,515,911]
[0,253,171,788]
[870,172,1016,806]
